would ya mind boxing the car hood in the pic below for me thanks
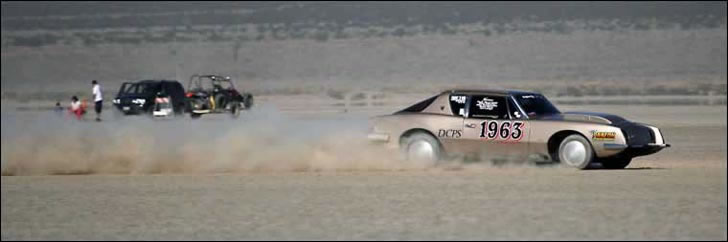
[116,94,150,99]
[534,111,628,125]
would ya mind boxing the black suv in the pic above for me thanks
[112,80,187,115]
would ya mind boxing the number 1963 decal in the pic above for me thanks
[479,120,525,141]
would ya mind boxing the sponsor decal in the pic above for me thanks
[479,120,525,142]
[476,98,498,110]
[591,131,616,140]
[450,95,467,104]
[438,129,462,138]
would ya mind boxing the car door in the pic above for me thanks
[461,94,530,159]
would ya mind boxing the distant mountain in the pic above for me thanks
[2,1,725,31]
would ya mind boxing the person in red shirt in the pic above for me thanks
[68,96,87,120]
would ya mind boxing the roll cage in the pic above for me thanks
[187,74,238,91]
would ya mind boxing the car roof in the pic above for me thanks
[134,80,180,84]
[442,89,541,96]
[196,75,231,81]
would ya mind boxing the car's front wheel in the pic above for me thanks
[558,134,595,169]
[229,101,240,118]
[400,133,442,166]
[243,94,254,109]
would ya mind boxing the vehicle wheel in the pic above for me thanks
[230,101,240,118]
[400,132,442,166]
[558,134,595,169]
[243,94,254,109]
[600,158,632,169]
[190,113,201,119]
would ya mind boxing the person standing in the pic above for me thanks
[91,80,103,121]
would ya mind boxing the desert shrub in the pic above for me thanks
[370,93,386,100]
[326,89,346,100]
[2,91,18,100]
[565,86,583,97]
[350,92,366,101]
[312,31,329,42]
[11,34,60,47]
[646,85,667,95]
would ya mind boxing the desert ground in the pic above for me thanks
[1,97,726,240]
[2,2,726,240]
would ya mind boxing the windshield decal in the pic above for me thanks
[450,95,466,104]
[476,97,498,110]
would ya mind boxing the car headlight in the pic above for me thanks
[112,99,120,104]
[131,99,146,105]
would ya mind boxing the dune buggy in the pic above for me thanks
[185,74,254,119]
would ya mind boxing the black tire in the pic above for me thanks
[230,101,240,118]
[557,134,595,170]
[190,113,201,119]
[400,132,442,166]
[243,94,254,109]
[600,158,632,169]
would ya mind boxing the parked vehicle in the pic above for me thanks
[112,80,187,117]
[185,74,254,119]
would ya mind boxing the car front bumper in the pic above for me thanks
[603,143,671,150]
[115,104,145,115]
[602,124,670,158]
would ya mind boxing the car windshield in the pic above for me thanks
[514,94,560,116]
[122,83,150,95]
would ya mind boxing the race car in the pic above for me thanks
[185,74,254,119]
[367,89,670,169]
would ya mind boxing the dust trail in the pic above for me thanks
[1,103,554,176]
[0,105,437,176]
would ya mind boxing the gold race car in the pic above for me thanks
[367,89,670,169]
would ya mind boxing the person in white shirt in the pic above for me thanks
[69,96,85,120]
[92,80,103,121]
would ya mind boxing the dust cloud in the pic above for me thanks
[1,105,450,176]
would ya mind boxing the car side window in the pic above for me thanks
[468,95,508,119]
[449,94,468,117]
[507,96,526,119]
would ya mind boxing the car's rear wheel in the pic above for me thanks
[400,133,441,166]
[600,158,632,169]
[230,101,240,118]
[558,134,595,169]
